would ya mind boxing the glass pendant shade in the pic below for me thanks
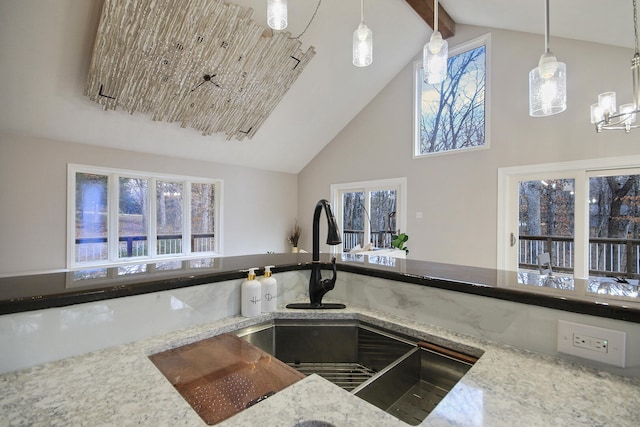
[423,31,448,84]
[529,52,567,116]
[353,23,373,67]
[590,103,604,124]
[267,0,287,30]
[598,92,617,115]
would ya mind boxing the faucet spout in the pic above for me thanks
[311,199,342,262]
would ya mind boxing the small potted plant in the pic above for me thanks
[391,232,409,254]
[288,221,301,253]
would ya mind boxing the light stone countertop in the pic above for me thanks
[1,307,639,427]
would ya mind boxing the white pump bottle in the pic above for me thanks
[241,268,261,317]
[260,265,277,312]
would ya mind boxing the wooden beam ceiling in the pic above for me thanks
[405,0,456,39]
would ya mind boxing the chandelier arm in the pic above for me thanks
[596,108,640,132]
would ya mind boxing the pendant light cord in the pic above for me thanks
[434,0,439,33]
[288,0,322,40]
[634,0,639,54]
[544,0,550,53]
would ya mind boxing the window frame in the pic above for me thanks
[413,33,491,158]
[498,155,640,278]
[67,164,223,269]
[331,178,407,253]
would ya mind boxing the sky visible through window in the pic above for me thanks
[417,44,486,155]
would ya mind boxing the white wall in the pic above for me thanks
[297,25,640,267]
[0,133,297,275]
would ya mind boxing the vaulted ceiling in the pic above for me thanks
[0,0,635,173]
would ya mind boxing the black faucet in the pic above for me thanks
[287,199,346,309]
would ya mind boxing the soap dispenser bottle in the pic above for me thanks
[260,265,277,312]
[241,268,261,317]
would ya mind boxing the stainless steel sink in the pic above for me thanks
[234,319,480,425]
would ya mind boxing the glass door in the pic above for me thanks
[587,169,640,293]
[502,171,580,288]
[517,177,575,283]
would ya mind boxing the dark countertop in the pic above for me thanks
[1,253,639,322]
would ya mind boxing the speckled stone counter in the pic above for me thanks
[1,307,639,426]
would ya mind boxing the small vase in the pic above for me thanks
[292,247,299,253]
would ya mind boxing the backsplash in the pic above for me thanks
[331,272,640,377]
[0,271,309,374]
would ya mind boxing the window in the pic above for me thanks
[518,178,575,276]
[68,164,221,268]
[331,178,407,252]
[414,34,490,157]
[498,156,640,302]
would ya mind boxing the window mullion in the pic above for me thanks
[148,177,158,258]
[108,174,119,261]
[183,181,191,255]
[365,190,372,245]
[332,190,344,255]
[573,173,589,280]
[67,166,77,268]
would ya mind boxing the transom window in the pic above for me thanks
[68,164,222,268]
[331,178,407,252]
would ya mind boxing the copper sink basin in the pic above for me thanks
[149,333,304,425]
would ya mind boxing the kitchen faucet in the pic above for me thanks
[286,199,346,309]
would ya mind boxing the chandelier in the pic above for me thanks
[590,0,640,133]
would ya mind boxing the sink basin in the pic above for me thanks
[148,333,304,425]
[236,319,414,391]
[234,319,480,425]
[353,344,476,425]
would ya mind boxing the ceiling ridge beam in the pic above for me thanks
[405,0,456,39]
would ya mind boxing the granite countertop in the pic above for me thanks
[1,307,639,426]
[2,253,640,323]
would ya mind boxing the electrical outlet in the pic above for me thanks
[572,334,608,353]
[557,320,626,367]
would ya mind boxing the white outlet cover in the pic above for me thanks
[557,320,626,368]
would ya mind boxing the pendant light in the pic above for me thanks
[267,0,287,31]
[528,0,567,117]
[590,0,639,133]
[423,0,448,84]
[353,0,373,67]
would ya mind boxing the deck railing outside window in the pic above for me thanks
[519,235,640,279]
[75,233,215,262]
[342,230,394,251]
